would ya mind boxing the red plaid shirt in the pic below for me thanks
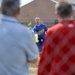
[38,20,75,75]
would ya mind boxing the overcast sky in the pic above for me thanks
[21,0,33,6]
[72,0,75,4]
[0,0,75,7]
[21,0,75,6]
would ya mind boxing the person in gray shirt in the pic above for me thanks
[0,0,39,75]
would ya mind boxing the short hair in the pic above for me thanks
[55,0,73,18]
[1,0,20,16]
[35,17,40,20]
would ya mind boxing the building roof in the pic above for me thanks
[51,0,75,4]
[21,0,75,7]
[51,0,75,10]
[18,0,56,23]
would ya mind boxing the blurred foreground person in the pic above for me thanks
[0,0,39,75]
[38,1,75,75]
[33,17,47,52]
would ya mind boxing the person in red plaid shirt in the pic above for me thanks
[38,1,75,75]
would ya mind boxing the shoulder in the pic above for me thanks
[34,25,36,28]
[15,23,28,31]
[40,23,47,27]
[47,23,63,35]
[14,23,31,37]
[33,25,37,29]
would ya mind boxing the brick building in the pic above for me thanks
[18,0,75,27]
[18,0,56,26]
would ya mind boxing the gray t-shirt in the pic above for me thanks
[0,14,39,75]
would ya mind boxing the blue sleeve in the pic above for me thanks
[33,26,38,34]
[44,24,48,31]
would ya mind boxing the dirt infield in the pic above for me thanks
[29,63,38,75]
[29,57,39,75]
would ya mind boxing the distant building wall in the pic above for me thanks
[18,0,75,27]
[18,0,57,27]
